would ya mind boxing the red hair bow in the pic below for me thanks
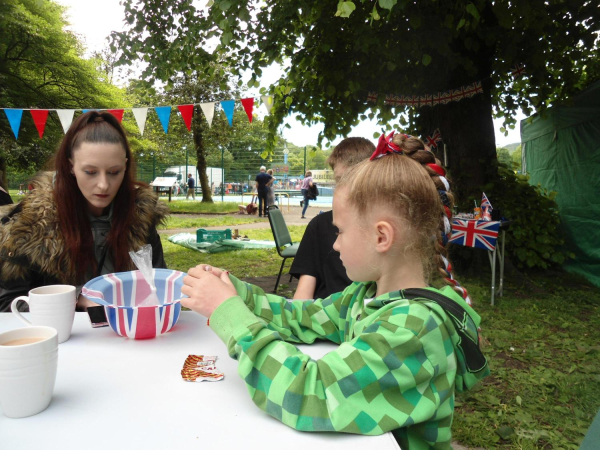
[426,163,446,176]
[370,131,405,160]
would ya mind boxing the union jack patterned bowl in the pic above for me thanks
[82,269,185,339]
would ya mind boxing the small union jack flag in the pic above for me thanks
[511,63,525,78]
[481,192,492,211]
[426,129,442,148]
[449,219,500,251]
[367,92,378,103]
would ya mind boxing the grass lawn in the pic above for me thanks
[160,198,241,214]
[451,271,600,449]
[159,215,265,229]
[161,225,307,277]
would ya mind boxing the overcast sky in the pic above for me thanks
[56,0,523,148]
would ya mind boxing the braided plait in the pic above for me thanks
[390,134,473,305]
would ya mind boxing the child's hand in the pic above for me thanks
[181,265,237,318]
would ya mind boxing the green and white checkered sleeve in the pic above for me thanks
[210,282,457,445]
[226,274,358,344]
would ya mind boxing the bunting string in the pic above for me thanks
[0,96,273,140]
[367,81,484,109]
[366,64,525,108]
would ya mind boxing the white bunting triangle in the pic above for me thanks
[200,102,215,128]
[56,109,75,133]
[261,96,273,114]
[132,108,149,136]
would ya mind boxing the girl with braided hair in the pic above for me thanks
[375,132,472,304]
[181,131,488,449]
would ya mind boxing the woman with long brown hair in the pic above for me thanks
[0,111,169,311]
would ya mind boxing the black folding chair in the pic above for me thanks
[267,205,299,293]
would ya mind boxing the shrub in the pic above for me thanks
[484,165,573,269]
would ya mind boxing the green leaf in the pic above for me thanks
[422,54,432,66]
[387,61,396,71]
[371,4,380,21]
[219,0,232,11]
[457,18,466,30]
[221,32,233,45]
[495,426,515,440]
[379,0,397,10]
[336,1,356,18]
[239,8,250,22]
[516,395,522,406]
[466,3,480,20]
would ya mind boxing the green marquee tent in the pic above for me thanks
[521,80,600,286]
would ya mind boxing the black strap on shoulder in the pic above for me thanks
[1,201,23,225]
[401,288,488,373]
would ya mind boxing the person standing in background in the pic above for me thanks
[186,173,196,200]
[300,171,313,218]
[255,166,272,217]
[266,169,276,207]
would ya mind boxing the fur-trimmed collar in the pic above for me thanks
[0,172,169,283]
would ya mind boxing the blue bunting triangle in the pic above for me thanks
[220,100,235,127]
[155,106,172,134]
[4,109,23,139]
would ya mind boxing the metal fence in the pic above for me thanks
[5,146,336,193]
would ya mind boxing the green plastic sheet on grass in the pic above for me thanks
[521,80,600,286]
[168,233,276,253]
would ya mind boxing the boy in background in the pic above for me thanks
[290,137,375,299]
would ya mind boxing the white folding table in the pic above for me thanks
[0,312,400,450]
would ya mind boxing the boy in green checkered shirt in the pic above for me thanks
[182,132,489,449]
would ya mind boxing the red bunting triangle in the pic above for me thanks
[107,109,124,122]
[240,98,254,123]
[178,104,194,131]
[30,110,49,139]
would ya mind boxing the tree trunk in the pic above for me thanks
[417,2,500,209]
[417,83,498,208]
[192,110,213,203]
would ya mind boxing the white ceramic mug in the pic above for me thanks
[0,326,59,418]
[11,285,76,344]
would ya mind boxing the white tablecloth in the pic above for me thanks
[0,312,400,450]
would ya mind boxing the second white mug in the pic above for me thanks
[11,285,76,344]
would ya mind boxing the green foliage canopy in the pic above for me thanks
[0,0,127,183]
[111,0,599,202]
[112,0,599,140]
